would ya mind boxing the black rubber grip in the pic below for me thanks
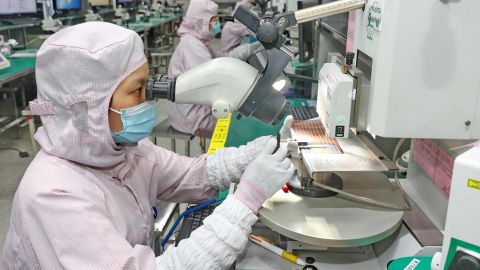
[273,133,281,154]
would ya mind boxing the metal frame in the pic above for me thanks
[300,131,398,174]
[0,67,35,88]
[259,172,405,248]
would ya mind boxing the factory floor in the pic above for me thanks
[0,128,34,255]
[0,99,207,254]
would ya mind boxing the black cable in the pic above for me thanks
[285,73,319,83]
[0,147,29,158]
[347,70,360,129]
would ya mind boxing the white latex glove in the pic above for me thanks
[207,136,272,190]
[279,115,294,139]
[229,41,263,61]
[206,116,294,190]
[234,137,294,213]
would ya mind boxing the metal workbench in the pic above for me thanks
[0,56,36,148]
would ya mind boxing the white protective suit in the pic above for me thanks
[1,22,274,270]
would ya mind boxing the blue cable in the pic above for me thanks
[160,199,218,250]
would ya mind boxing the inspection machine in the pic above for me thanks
[148,0,480,269]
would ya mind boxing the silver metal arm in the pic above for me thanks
[295,0,366,24]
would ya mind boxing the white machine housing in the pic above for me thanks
[347,0,480,268]
[352,0,480,139]
[175,57,259,119]
[438,146,480,269]
[316,62,354,138]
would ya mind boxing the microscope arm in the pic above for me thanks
[294,0,366,23]
[175,58,260,119]
[148,57,260,119]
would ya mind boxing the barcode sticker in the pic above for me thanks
[403,258,420,270]
[207,114,232,155]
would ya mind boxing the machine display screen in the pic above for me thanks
[55,0,82,10]
[117,0,134,3]
[0,0,37,15]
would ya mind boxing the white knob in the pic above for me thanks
[212,102,230,119]
[431,252,442,270]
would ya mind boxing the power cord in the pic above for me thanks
[0,147,29,158]
[392,138,412,210]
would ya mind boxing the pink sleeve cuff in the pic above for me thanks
[233,180,267,214]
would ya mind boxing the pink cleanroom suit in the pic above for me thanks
[166,0,219,135]
[1,22,259,270]
[219,0,252,55]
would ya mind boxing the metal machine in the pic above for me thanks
[147,0,480,268]
[147,56,289,125]
[285,1,480,269]
[317,1,480,268]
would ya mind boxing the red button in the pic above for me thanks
[282,185,289,193]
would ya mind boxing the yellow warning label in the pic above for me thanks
[207,114,232,155]
[467,178,480,190]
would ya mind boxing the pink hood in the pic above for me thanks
[30,22,147,168]
[177,0,218,42]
